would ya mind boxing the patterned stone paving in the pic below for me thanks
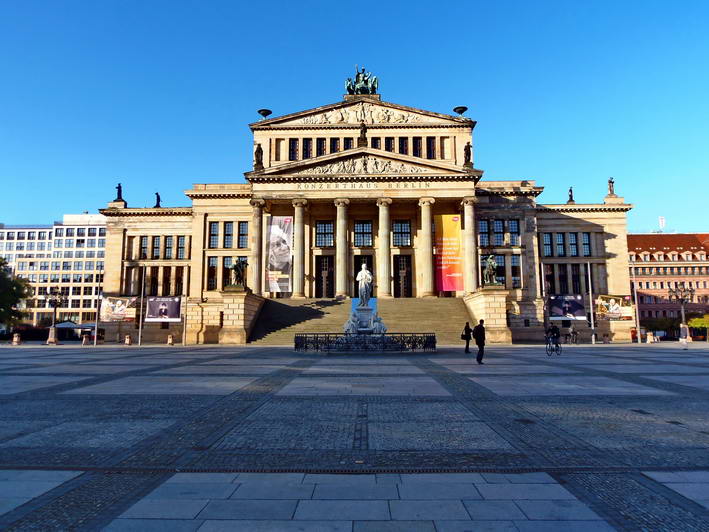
[0,343,707,530]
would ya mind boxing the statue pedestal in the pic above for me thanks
[215,290,262,344]
[354,306,375,333]
[464,287,512,343]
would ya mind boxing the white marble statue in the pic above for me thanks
[343,312,359,335]
[356,263,373,307]
[372,314,387,335]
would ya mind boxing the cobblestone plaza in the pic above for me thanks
[0,344,708,530]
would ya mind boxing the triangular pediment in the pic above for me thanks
[247,148,482,180]
[250,98,473,128]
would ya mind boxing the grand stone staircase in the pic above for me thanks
[248,297,472,346]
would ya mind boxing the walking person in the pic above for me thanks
[472,319,486,364]
[462,322,472,354]
[679,323,690,350]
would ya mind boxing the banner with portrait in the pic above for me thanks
[596,295,634,320]
[99,296,137,322]
[548,294,586,321]
[145,297,182,322]
[267,216,293,293]
[434,214,464,292]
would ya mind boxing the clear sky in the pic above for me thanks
[1,0,708,233]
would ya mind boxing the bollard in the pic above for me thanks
[166,334,174,346]
[82,334,90,346]
[124,334,133,345]
[11,333,21,346]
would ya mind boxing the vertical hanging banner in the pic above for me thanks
[266,216,293,293]
[435,214,464,291]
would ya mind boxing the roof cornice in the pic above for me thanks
[537,203,633,213]
[99,207,192,217]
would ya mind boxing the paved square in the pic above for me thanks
[0,343,708,531]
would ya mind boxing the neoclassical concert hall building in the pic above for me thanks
[101,82,634,344]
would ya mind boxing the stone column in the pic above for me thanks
[157,266,165,295]
[418,197,435,297]
[376,198,392,298]
[334,198,350,297]
[249,199,265,295]
[169,266,177,296]
[462,197,478,293]
[131,235,140,261]
[292,199,308,298]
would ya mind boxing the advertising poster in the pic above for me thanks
[596,295,634,320]
[267,216,293,293]
[145,297,182,322]
[99,296,137,322]
[434,214,464,291]
[548,294,586,321]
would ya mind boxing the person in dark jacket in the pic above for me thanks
[462,322,472,353]
[472,319,486,364]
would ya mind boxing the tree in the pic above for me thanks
[0,258,31,326]
[688,314,709,342]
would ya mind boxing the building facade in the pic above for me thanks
[100,86,634,343]
[0,214,106,326]
[628,233,709,321]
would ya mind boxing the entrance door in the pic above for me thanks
[315,256,334,298]
[393,255,412,298]
[354,255,374,298]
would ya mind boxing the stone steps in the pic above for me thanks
[249,297,473,346]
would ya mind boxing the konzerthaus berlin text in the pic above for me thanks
[100,77,634,344]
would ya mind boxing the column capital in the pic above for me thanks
[461,196,478,207]
[376,197,392,207]
[249,198,266,209]
[334,198,350,208]
[292,199,308,208]
[418,197,436,207]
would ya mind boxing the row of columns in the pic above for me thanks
[248,196,479,298]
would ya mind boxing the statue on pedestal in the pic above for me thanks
[607,177,616,196]
[356,263,373,307]
[483,255,499,286]
[229,258,248,290]
[372,315,387,335]
[154,192,161,208]
[344,312,359,335]
[115,183,123,201]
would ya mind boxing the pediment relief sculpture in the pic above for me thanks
[294,102,444,126]
[286,155,440,175]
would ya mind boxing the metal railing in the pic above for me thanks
[294,333,436,353]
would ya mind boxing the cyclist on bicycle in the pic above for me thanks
[545,324,561,346]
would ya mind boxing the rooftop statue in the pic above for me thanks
[345,66,378,95]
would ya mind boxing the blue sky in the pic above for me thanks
[1,0,708,232]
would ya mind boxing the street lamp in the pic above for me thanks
[44,286,65,345]
[668,284,695,325]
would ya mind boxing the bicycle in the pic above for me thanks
[545,335,562,356]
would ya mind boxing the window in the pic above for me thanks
[478,220,489,246]
[140,236,148,259]
[62,261,71,271]
[73,261,83,270]
[571,263,581,293]
[164,236,173,259]
[85,261,94,270]
[152,236,160,259]
[384,137,395,152]
[302,138,312,159]
[208,222,219,249]
[316,138,326,156]
[177,236,186,259]
[511,255,521,288]
[72,286,82,295]
[63,239,73,248]
[222,256,232,290]
[556,233,566,257]
[315,221,334,247]
[426,137,436,159]
[371,137,381,149]
[582,232,592,256]
[207,257,218,290]
[330,138,340,153]
[354,220,373,247]
[495,255,506,285]
[393,220,411,247]
[237,221,249,249]
[17,232,26,239]
[88,228,97,237]
[65,228,74,237]
[569,233,579,257]
[398,137,408,155]
[28,231,36,240]
[558,264,569,294]
[412,137,422,157]
[87,238,96,247]
[509,220,520,246]
[223,222,233,248]
[77,228,85,237]
[51,261,60,271]
[288,138,298,161]
[544,264,555,294]
[493,220,504,246]
[343,137,353,150]
[99,228,106,237]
